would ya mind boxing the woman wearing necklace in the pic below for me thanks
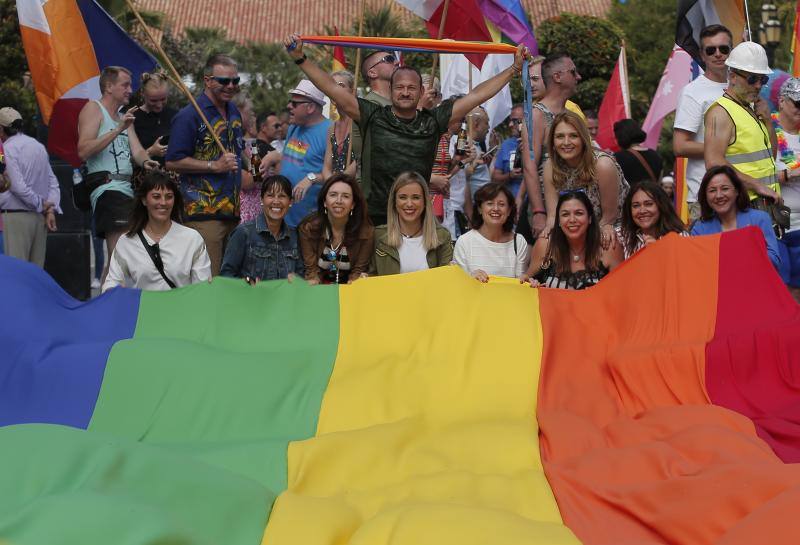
[541,111,628,250]
[522,190,623,290]
[690,165,781,269]
[370,172,452,276]
[322,71,357,180]
[454,182,529,282]
[102,171,211,292]
[770,77,800,301]
[298,173,374,285]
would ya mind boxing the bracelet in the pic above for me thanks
[294,54,307,65]
[532,210,546,216]
[457,161,466,169]
[207,160,212,171]
[511,64,522,75]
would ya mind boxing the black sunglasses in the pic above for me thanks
[210,76,240,87]
[732,69,769,86]
[704,45,731,56]
[555,68,578,78]
[791,98,800,110]
[367,54,397,72]
[288,100,313,107]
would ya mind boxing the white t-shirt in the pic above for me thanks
[102,222,212,292]
[774,128,800,232]
[453,229,530,278]
[398,235,430,273]
[674,75,727,203]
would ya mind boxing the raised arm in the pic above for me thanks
[519,113,547,236]
[78,102,137,161]
[449,44,528,124]
[284,34,360,122]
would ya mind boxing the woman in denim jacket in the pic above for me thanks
[221,175,304,282]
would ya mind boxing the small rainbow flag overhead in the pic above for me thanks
[1,228,800,544]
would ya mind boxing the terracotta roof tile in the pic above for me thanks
[136,0,611,45]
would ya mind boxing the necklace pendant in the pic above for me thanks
[573,254,580,262]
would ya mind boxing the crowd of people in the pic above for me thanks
[0,23,797,302]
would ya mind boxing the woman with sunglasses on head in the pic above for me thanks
[541,111,629,250]
[522,190,623,290]
[619,181,687,258]
[322,71,357,180]
[298,173,374,285]
[220,175,304,283]
[102,170,211,292]
[370,172,452,276]
[690,165,781,269]
[132,71,176,169]
[454,182,529,282]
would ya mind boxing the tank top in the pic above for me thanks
[329,124,353,173]
[86,100,133,176]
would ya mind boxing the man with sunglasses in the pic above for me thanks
[280,79,331,227]
[284,33,530,226]
[166,53,246,276]
[674,25,733,221]
[704,41,781,207]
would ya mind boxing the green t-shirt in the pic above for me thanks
[358,97,454,217]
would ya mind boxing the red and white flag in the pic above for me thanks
[595,46,631,152]
[642,46,696,149]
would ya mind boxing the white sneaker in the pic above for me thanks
[91,278,101,289]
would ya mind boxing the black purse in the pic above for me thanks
[137,231,176,289]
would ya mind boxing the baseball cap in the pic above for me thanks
[0,107,22,127]
[288,79,326,107]
[780,77,800,101]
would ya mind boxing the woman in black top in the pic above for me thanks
[521,190,623,290]
[613,118,663,185]
[132,72,176,168]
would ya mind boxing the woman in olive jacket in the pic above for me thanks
[369,172,453,276]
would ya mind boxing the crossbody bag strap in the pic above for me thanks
[137,230,177,289]
[628,149,658,183]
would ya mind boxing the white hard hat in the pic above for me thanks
[725,41,772,75]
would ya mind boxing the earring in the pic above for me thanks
[350,209,353,216]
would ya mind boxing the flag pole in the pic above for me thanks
[344,0,367,170]
[124,0,227,155]
[743,0,752,41]
[430,0,452,81]
[621,41,631,118]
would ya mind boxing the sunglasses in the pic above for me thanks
[510,118,523,125]
[272,123,282,129]
[732,69,769,86]
[554,68,578,78]
[704,45,731,56]
[209,76,240,87]
[367,54,397,72]
[288,100,313,107]
[558,188,587,197]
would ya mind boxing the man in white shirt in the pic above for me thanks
[673,24,732,222]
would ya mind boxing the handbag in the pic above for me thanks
[137,231,177,289]
[751,196,791,239]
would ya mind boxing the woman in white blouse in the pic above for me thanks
[102,171,211,292]
[454,182,529,282]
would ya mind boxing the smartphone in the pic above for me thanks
[159,134,170,145]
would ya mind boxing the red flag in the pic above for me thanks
[332,26,347,72]
[395,0,492,68]
[595,46,631,152]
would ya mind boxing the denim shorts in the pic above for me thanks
[777,229,800,288]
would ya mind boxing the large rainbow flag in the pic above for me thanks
[1,227,800,544]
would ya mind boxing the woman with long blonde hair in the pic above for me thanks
[542,111,628,250]
[370,171,453,276]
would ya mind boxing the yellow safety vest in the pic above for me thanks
[715,96,779,199]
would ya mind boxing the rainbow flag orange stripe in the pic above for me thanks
[1,228,799,544]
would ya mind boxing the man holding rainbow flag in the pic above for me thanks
[284,33,529,226]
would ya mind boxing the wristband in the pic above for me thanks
[294,54,307,65]
[532,210,546,216]
[457,161,466,169]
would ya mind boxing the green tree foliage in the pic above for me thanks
[536,13,624,112]
[0,0,37,134]
[608,0,676,121]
